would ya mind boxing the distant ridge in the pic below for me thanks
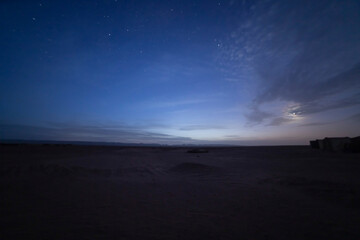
[0,139,162,147]
[0,139,234,147]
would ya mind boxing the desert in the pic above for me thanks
[1,144,360,239]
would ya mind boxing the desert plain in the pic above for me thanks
[1,145,360,239]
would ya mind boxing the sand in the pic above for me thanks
[1,145,360,239]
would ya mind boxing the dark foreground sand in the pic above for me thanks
[1,145,360,239]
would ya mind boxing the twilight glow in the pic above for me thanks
[1,0,359,145]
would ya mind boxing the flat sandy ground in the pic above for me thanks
[1,145,360,239]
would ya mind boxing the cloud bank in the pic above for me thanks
[0,123,193,144]
[219,0,360,126]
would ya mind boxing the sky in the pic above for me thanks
[0,0,359,145]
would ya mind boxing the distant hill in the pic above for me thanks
[0,139,234,147]
[0,139,163,147]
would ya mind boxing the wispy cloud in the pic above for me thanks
[348,113,360,122]
[267,117,294,126]
[147,98,212,108]
[288,93,360,116]
[218,0,360,126]
[0,123,194,144]
[298,122,333,127]
[244,106,273,126]
[255,65,360,114]
[143,54,210,83]
[178,125,227,131]
[299,112,360,127]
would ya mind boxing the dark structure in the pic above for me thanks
[310,137,360,153]
[310,140,319,149]
[323,137,351,152]
[347,137,360,153]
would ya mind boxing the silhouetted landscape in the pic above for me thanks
[1,0,360,239]
[1,144,360,239]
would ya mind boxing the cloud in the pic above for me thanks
[178,125,227,131]
[347,113,360,122]
[218,0,360,126]
[147,98,211,108]
[267,117,294,126]
[244,106,273,125]
[291,93,360,116]
[299,112,360,127]
[0,123,194,144]
[224,135,239,138]
[255,64,360,112]
[299,121,333,127]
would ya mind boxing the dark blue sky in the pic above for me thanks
[1,0,359,145]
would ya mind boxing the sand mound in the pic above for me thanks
[114,166,161,177]
[168,162,219,174]
[187,149,208,153]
